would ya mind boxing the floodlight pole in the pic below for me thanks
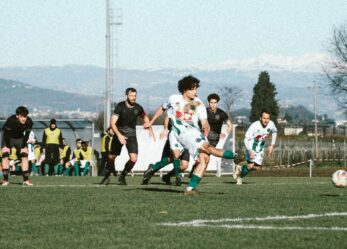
[313,81,319,160]
[105,0,112,130]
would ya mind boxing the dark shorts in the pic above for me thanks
[110,135,138,155]
[1,137,27,158]
[161,139,190,161]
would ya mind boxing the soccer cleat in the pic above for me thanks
[99,177,111,185]
[174,176,182,186]
[1,180,10,186]
[184,189,199,196]
[22,180,33,186]
[236,177,243,185]
[162,174,172,185]
[142,165,155,185]
[118,175,127,185]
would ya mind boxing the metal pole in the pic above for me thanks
[344,139,346,168]
[313,81,319,159]
[105,0,111,130]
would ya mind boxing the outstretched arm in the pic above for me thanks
[144,106,165,128]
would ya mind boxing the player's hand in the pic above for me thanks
[160,129,169,140]
[147,126,156,142]
[220,133,227,139]
[267,145,274,155]
[118,134,128,145]
[143,121,152,129]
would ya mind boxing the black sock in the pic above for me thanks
[3,169,9,181]
[121,160,136,176]
[22,170,30,181]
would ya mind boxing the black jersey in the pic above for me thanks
[2,115,33,148]
[207,108,228,135]
[113,101,145,137]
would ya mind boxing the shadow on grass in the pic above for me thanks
[319,194,344,197]
[137,187,183,193]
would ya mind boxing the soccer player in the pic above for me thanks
[145,75,238,195]
[100,87,153,185]
[27,130,38,175]
[99,127,114,176]
[206,93,233,147]
[233,110,277,185]
[142,116,190,186]
[1,106,33,186]
[59,138,71,175]
[65,139,82,176]
[42,119,63,176]
[77,141,93,176]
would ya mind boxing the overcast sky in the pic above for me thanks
[1,0,346,69]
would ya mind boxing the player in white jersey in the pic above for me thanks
[145,75,238,195]
[233,111,277,184]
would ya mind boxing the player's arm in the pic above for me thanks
[267,131,277,155]
[200,119,210,137]
[110,114,127,145]
[2,120,12,148]
[141,111,156,141]
[145,106,165,128]
[221,119,233,139]
[160,116,170,140]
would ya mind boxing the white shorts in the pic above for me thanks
[169,131,184,153]
[246,149,264,166]
[176,127,207,160]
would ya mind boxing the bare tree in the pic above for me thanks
[217,86,242,117]
[325,22,347,114]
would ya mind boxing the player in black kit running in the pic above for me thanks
[1,106,34,186]
[99,88,154,185]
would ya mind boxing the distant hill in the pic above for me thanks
[0,78,102,115]
[0,64,344,119]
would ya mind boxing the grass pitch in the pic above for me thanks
[1,175,346,249]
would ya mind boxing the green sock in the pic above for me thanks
[15,165,21,173]
[173,159,180,177]
[223,150,235,159]
[188,174,201,189]
[151,157,170,171]
[58,164,64,175]
[74,162,80,176]
[54,164,59,175]
[82,162,90,176]
[31,162,37,174]
[65,167,70,176]
[240,165,251,177]
[44,164,50,175]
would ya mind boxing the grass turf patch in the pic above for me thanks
[0,175,346,249]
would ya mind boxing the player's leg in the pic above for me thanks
[185,152,209,196]
[99,136,121,185]
[142,139,172,185]
[19,147,33,186]
[1,147,10,185]
[118,136,138,185]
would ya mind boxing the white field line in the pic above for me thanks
[198,224,347,231]
[160,212,347,229]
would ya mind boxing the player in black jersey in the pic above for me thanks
[206,93,233,146]
[1,106,33,186]
[99,87,153,185]
[189,94,233,177]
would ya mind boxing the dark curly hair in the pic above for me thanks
[207,93,220,102]
[16,106,29,117]
[177,75,200,94]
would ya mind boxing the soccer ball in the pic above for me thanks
[331,170,347,188]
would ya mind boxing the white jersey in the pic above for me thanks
[244,120,277,153]
[27,131,36,161]
[163,94,207,133]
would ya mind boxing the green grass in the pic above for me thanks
[1,175,346,249]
